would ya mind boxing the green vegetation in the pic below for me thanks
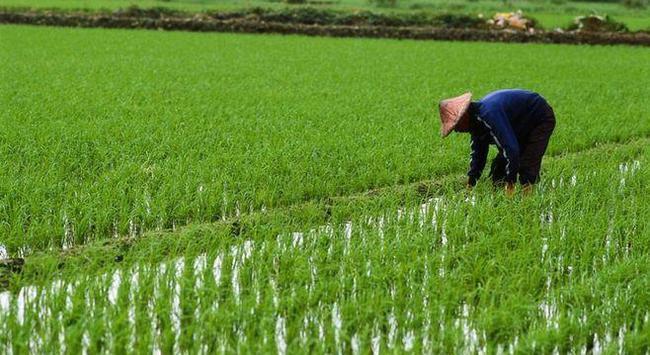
[1,137,648,352]
[0,24,649,351]
[1,25,649,253]
[2,0,650,30]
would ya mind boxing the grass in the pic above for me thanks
[0,24,649,351]
[1,25,650,253]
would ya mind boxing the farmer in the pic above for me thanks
[438,89,556,195]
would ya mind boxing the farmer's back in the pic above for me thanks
[478,89,551,139]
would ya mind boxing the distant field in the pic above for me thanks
[2,0,650,30]
[1,24,650,352]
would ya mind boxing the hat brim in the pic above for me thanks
[439,92,472,138]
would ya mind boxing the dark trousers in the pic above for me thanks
[490,105,556,185]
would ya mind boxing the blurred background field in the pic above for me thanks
[2,0,650,30]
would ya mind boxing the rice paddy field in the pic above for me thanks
[1,24,650,352]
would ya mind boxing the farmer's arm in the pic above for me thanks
[477,110,520,184]
[467,134,489,186]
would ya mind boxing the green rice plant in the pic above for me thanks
[1,138,648,352]
[1,12,649,353]
[1,25,650,253]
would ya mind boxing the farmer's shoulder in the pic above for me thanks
[480,89,539,103]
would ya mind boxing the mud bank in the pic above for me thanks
[2,10,649,46]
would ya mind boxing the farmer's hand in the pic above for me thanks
[522,184,534,196]
[505,182,516,197]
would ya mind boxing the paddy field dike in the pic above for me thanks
[1,24,649,352]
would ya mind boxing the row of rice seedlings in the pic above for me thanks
[3,195,492,352]
[1,154,647,352]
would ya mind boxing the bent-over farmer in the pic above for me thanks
[439,89,556,195]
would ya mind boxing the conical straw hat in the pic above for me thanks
[438,92,472,138]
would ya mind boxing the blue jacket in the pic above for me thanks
[467,89,550,185]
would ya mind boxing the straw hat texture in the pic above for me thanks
[439,92,472,137]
